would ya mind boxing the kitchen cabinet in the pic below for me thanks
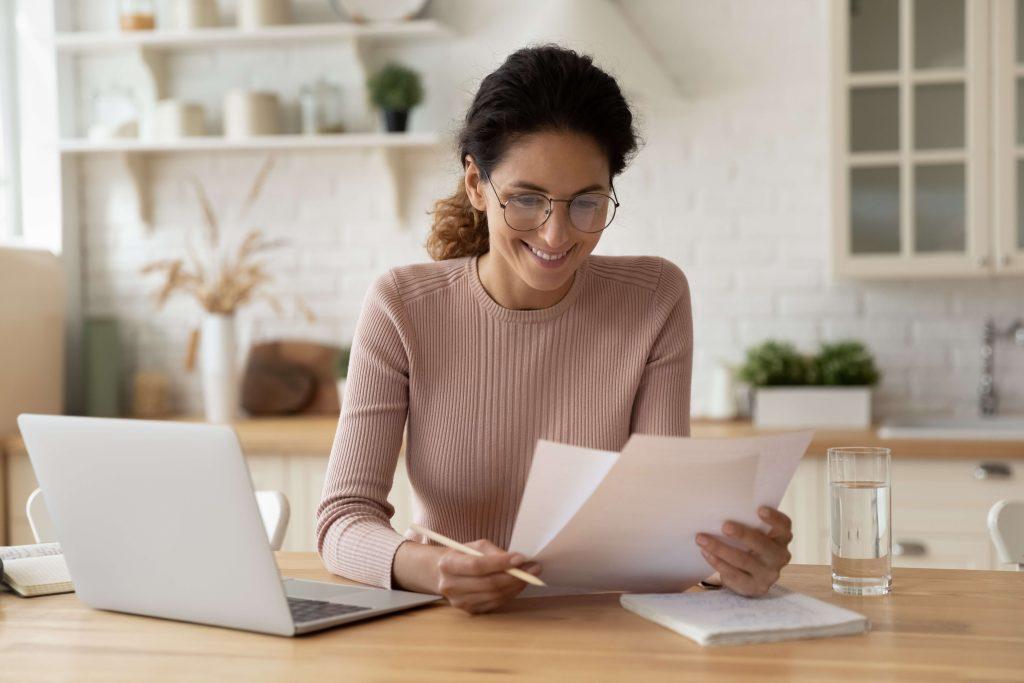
[4,419,1022,573]
[1,442,412,553]
[246,449,413,553]
[830,0,1024,278]
[780,453,1024,570]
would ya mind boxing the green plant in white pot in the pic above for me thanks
[738,340,881,428]
[367,62,423,133]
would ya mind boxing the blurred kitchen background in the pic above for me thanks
[1,1,1022,568]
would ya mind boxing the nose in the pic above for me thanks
[536,201,573,249]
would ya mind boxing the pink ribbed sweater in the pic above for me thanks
[315,252,693,589]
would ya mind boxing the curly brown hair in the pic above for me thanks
[424,44,640,261]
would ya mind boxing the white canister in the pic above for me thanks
[175,0,220,29]
[153,99,206,139]
[223,90,281,138]
[237,0,290,28]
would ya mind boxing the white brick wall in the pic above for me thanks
[72,0,1024,418]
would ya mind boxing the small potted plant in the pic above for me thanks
[334,345,351,405]
[738,339,880,429]
[367,62,424,133]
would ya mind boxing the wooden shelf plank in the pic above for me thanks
[54,20,450,52]
[59,132,443,153]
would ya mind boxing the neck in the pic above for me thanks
[477,251,576,310]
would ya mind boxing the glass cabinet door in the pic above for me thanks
[834,0,988,277]
[993,0,1024,271]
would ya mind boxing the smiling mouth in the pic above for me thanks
[521,240,574,261]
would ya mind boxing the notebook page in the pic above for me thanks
[2,554,73,596]
[0,542,62,561]
[622,584,868,638]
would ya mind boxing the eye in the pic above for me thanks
[573,195,604,210]
[509,194,545,209]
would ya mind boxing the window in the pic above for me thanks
[0,1,21,241]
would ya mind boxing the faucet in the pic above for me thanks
[979,318,1024,416]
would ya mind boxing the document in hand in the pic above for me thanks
[508,430,815,592]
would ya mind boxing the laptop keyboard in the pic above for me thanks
[288,596,371,623]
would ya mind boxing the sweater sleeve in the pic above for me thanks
[630,258,693,437]
[315,269,411,588]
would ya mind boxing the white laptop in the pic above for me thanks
[16,414,441,636]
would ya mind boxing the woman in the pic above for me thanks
[316,45,793,614]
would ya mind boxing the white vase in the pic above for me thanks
[200,314,239,423]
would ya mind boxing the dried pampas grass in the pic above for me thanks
[140,157,315,322]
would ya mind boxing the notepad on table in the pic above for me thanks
[620,584,869,647]
[1,542,74,597]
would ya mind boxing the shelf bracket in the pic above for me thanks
[121,152,153,231]
[376,146,403,223]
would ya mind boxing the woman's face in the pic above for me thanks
[465,130,612,295]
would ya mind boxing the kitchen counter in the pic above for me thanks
[4,416,1023,459]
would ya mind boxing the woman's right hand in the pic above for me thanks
[434,539,542,614]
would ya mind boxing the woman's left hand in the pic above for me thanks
[695,506,793,597]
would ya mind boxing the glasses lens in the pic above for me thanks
[569,193,614,232]
[504,193,550,230]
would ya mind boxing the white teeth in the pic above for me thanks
[526,242,569,261]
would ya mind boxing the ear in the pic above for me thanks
[463,155,488,212]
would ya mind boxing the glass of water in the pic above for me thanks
[828,447,892,596]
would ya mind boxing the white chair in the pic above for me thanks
[26,487,291,552]
[988,499,1024,570]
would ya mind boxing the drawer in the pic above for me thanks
[890,458,1024,536]
[889,533,994,570]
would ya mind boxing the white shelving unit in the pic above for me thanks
[53,20,450,51]
[59,132,443,154]
[55,14,454,228]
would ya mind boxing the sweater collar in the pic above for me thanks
[467,252,589,324]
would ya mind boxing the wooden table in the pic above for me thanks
[1,554,1022,682]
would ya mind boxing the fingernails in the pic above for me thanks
[509,553,526,566]
[759,507,770,519]
[695,534,709,546]
[723,523,737,535]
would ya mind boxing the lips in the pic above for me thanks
[520,239,573,261]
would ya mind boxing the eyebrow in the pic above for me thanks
[508,180,608,194]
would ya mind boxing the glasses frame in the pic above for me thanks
[483,174,620,233]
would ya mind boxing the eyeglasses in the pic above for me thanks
[484,174,620,233]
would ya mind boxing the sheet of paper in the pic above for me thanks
[508,431,813,593]
[508,439,619,555]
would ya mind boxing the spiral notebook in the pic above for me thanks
[620,584,870,647]
[0,543,74,598]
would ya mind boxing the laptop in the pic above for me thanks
[16,414,442,636]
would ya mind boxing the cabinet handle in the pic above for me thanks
[974,462,1012,480]
[893,541,927,557]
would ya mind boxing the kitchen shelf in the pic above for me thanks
[58,132,444,154]
[60,132,446,229]
[53,20,451,52]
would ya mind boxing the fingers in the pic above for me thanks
[439,542,525,577]
[696,531,766,574]
[700,549,770,597]
[434,537,543,614]
[758,506,794,544]
[721,521,792,567]
[695,512,792,598]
